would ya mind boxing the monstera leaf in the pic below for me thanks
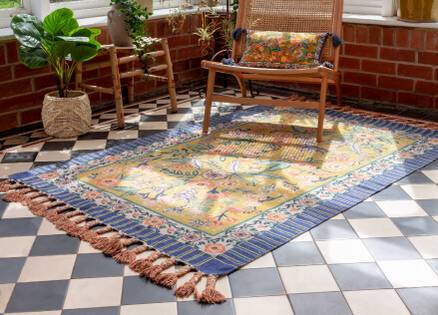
[18,46,48,69]
[43,8,79,36]
[10,14,44,49]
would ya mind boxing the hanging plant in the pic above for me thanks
[109,0,158,75]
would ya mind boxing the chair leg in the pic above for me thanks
[317,76,328,143]
[203,70,217,135]
[162,38,178,113]
[233,75,247,98]
[335,78,342,106]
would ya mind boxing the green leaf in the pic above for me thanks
[52,40,99,62]
[43,8,79,36]
[71,28,101,39]
[10,14,43,48]
[18,46,48,69]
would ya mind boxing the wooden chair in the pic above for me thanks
[201,0,344,142]
[76,38,178,129]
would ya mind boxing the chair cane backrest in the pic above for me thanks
[232,0,344,70]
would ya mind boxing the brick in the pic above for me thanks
[380,47,416,62]
[0,45,5,65]
[20,108,41,125]
[379,76,414,91]
[418,52,438,65]
[0,79,32,99]
[362,87,397,103]
[410,30,426,50]
[398,92,434,108]
[344,44,378,58]
[340,84,360,98]
[425,30,438,50]
[355,25,369,43]
[343,24,355,42]
[14,64,50,79]
[361,60,396,74]
[382,28,395,46]
[343,72,377,86]
[0,91,46,112]
[34,74,57,91]
[396,29,410,48]
[5,42,18,64]
[435,69,438,81]
[415,81,438,95]
[0,66,12,82]
[398,64,433,80]
[0,113,18,132]
[369,26,382,45]
[339,56,360,70]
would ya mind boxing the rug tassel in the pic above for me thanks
[102,237,137,257]
[114,244,149,264]
[175,272,204,298]
[142,258,176,280]
[0,180,12,192]
[128,251,162,273]
[154,265,192,289]
[82,225,112,243]
[196,275,225,304]
[45,205,70,221]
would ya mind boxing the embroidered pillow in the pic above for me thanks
[239,31,329,69]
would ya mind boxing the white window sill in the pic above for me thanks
[343,13,438,29]
[1,9,437,40]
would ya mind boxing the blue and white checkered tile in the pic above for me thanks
[0,88,438,315]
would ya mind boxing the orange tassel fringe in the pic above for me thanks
[0,181,226,303]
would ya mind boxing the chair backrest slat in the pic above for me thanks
[232,0,344,69]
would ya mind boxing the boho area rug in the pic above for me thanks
[1,106,438,303]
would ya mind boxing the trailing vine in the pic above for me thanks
[109,0,158,75]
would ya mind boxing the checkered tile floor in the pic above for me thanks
[1,89,438,315]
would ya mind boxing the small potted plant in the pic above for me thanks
[399,0,436,22]
[11,8,101,138]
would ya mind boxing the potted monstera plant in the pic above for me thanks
[10,8,101,138]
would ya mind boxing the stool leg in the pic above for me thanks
[317,75,328,143]
[109,46,125,129]
[203,69,216,135]
[75,62,83,91]
[127,60,135,103]
[162,38,178,113]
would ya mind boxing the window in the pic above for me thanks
[49,0,110,19]
[0,0,30,28]
[344,0,395,16]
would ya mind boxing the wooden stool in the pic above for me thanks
[75,38,178,129]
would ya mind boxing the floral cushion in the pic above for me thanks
[239,31,329,69]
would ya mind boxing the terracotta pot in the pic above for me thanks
[399,0,436,22]
[42,91,92,138]
[107,5,133,47]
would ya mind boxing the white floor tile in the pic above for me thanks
[316,239,374,264]
[409,236,438,259]
[0,237,35,258]
[35,151,71,162]
[279,265,339,294]
[234,295,294,315]
[377,260,438,288]
[0,284,14,313]
[376,200,428,218]
[7,142,44,153]
[0,163,33,177]
[107,130,139,140]
[139,121,168,130]
[63,277,123,309]
[422,170,438,183]
[242,253,276,269]
[167,113,194,122]
[348,218,403,238]
[77,241,101,254]
[72,140,107,151]
[1,202,35,218]
[401,184,438,200]
[37,219,65,235]
[4,311,61,315]
[344,289,410,315]
[291,232,313,242]
[120,302,177,315]
[18,255,76,282]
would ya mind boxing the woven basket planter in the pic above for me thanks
[42,91,92,138]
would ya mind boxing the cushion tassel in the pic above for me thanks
[196,275,225,304]
[175,272,204,298]
[141,258,176,280]
[154,265,192,289]
[128,251,162,273]
[114,244,149,264]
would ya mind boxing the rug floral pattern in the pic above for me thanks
[39,108,438,256]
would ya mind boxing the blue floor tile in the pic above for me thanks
[229,268,285,298]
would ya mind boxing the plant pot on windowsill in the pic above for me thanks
[10,8,101,138]
[399,0,436,22]
[42,91,92,138]
[107,0,152,47]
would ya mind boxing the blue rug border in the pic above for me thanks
[9,106,438,275]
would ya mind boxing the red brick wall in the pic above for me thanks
[0,15,205,133]
[340,23,438,109]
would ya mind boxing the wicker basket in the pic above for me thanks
[42,91,92,138]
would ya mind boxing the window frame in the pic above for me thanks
[0,0,31,28]
[344,0,395,17]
